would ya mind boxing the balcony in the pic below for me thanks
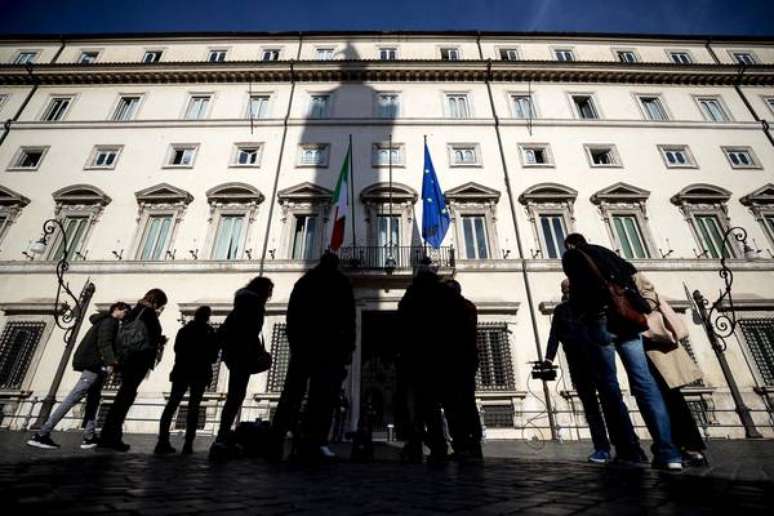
[336,245,455,273]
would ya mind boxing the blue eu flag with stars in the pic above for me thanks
[421,141,450,249]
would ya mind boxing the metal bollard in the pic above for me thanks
[386,423,394,441]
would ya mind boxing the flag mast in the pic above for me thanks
[349,134,356,249]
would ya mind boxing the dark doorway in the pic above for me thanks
[360,310,401,438]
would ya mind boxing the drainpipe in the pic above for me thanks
[482,59,558,440]
[707,39,774,147]
[0,38,65,149]
[258,58,298,275]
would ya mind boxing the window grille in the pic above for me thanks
[95,404,111,428]
[0,322,45,390]
[475,323,515,391]
[102,370,121,391]
[739,319,774,386]
[267,323,290,392]
[481,404,514,428]
[174,405,207,430]
[686,398,711,428]
[207,323,223,393]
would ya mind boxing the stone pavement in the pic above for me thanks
[2,431,773,515]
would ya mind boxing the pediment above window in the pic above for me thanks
[277,182,333,205]
[740,183,774,206]
[52,184,111,206]
[360,182,418,204]
[670,183,731,205]
[0,185,30,207]
[591,182,650,204]
[444,182,500,204]
[135,183,193,205]
[206,182,264,204]
[518,183,578,204]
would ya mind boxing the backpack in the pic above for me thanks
[117,308,152,362]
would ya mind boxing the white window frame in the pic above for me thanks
[591,185,656,260]
[13,50,39,64]
[372,142,405,168]
[182,93,213,120]
[448,143,482,167]
[379,47,398,60]
[608,212,652,259]
[261,48,281,61]
[290,214,322,261]
[636,94,671,121]
[498,47,520,61]
[208,49,228,62]
[277,183,332,261]
[444,92,472,119]
[722,146,762,169]
[695,95,732,122]
[536,211,571,260]
[110,94,144,121]
[164,144,199,168]
[460,214,491,259]
[445,183,501,261]
[584,144,622,168]
[375,92,400,118]
[85,145,123,170]
[667,50,694,64]
[307,93,332,119]
[657,145,697,169]
[729,51,757,65]
[203,185,263,261]
[296,144,330,167]
[210,211,249,261]
[673,188,737,259]
[135,213,176,261]
[510,93,536,119]
[315,47,335,60]
[763,96,774,116]
[46,187,110,262]
[0,186,29,250]
[553,48,575,62]
[40,95,75,121]
[230,143,263,168]
[246,93,272,119]
[569,93,601,120]
[519,185,577,260]
[518,143,554,168]
[142,49,163,63]
[440,47,461,60]
[614,49,639,63]
[7,146,49,171]
[129,184,193,261]
[77,50,100,64]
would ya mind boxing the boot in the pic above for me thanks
[154,439,176,455]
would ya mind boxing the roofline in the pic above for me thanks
[0,29,772,44]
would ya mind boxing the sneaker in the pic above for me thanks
[653,460,684,471]
[80,436,99,449]
[682,450,708,467]
[588,449,611,464]
[154,440,177,455]
[26,433,60,450]
[97,439,131,452]
[320,445,336,459]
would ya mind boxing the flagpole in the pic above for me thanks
[422,135,428,259]
[389,133,393,256]
[349,134,356,249]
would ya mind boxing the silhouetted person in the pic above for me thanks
[331,389,350,443]
[442,279,482,461]
[156,305,219,455]
[211,277,274,456]
[562,233,682,470]
[544,279,611,463]
[267,252,355,462]
[99,289,168,452]
[27,302,130,450]
[397,266,448,463]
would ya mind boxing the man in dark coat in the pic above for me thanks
[562,233,682,470]
[156,305,219,455]
[99,289,168,452]
[544,278,611,463]
[267,252,355,462]
[27,302,130,450]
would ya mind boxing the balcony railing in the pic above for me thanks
[336,245,455,271]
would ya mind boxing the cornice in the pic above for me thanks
[1,60,772,86]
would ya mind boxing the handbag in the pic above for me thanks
[244,335,272,375]
[576,248,648,335]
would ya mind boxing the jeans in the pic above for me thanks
[39,370,104,439]
[159,380,206,444]
[565,352,610,453]
[648,358,706,453]
[586,318,681,463]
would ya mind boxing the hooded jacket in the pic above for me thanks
[220,288,266,370]
[72,312,119,373]
[170,319,219,385]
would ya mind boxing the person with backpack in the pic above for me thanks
[98,289,168,452]
[562,233,682,471]
[210,277,273,457]
[26,302,130,450]
[155,305,219,455]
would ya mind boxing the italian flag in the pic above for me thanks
[329,142,351,251]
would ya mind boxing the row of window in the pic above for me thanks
[6,140,764,172]
[9,47,765,65]
[17,89,768,123]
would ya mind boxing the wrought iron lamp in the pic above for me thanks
[690,226,762,438]
[29,218,96,428]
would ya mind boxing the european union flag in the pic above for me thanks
[421,141,450,249]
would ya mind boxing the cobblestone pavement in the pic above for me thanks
[2,431,773,515]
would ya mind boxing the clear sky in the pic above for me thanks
[0,0,772,37]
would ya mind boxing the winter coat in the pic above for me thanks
[286,264,356,364]
[545,302,592,363]
[170,319,219,386]
[220,288,266,371]
[121,303,163,371]
[72,312,119,373]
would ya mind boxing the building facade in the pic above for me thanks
[0,31,773,441]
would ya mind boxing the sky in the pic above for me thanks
[0,0,772,37]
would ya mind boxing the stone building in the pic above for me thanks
[0,31,773,441]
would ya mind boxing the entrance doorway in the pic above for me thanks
[360,310,401,438]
